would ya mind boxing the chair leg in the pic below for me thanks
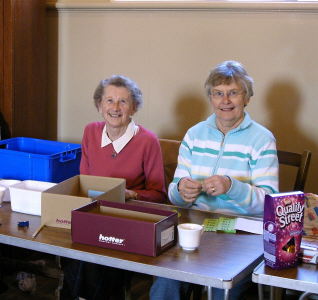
[192,284,204,300]
[270,286,284,300]
[55,269,64,300]
[124,271,133,300]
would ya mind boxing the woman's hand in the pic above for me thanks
[178,177,202,203]
[202,175,231,196]
[125,189,138,200]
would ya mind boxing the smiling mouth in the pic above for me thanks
[108,113,122,118]
[220,107,234,111]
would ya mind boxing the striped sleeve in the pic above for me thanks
[226,141,279,215]
[168,135,195,207]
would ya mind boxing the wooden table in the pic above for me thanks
[252,261,318,300]
[0,202,263,300]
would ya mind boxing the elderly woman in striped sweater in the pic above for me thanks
[150,60,279,300]
[170,60,278,216]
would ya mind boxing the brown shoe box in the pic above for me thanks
[71,200,178,256]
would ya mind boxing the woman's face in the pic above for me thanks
[99,85,136,130]
[209,81,249,133]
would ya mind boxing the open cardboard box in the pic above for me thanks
[71,200,178,256]
[41,175,125,229]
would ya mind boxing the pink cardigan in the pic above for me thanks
[80,122,167,203]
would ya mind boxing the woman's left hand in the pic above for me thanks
[202,175,231,196]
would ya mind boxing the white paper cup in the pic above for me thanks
[177,223,204,251]
[0,186,6,207]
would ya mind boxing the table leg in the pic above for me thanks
[207,286,212,300]
[224,288,230,300]
[207,286,229,300]
[258,283,264,300]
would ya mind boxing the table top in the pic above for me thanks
[0,201,263,289]
[252,261,318,293]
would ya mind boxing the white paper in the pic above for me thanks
[234,217,263,234]
[161,226,174,247]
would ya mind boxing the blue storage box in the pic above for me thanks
[0,137,81,183]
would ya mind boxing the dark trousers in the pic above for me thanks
[61,258,127,300]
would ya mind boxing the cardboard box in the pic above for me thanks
[41,175,125,229]
[71,200,178,256]
[263,191,304,269]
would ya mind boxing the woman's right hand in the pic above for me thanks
[178,177,202,203]
[125,189,138,200]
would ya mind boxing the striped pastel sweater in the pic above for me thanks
[168,112,279,216]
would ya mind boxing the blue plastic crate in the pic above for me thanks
[0,137,81,183]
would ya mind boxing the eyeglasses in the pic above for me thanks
[211,89,243,100]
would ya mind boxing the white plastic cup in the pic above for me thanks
[177,223,204,251]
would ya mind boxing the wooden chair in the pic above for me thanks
[277,149,311,191]
[159,138,181,193]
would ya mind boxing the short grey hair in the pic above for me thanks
[93,75,143,110]
[205,61,254,100]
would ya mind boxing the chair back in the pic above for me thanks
[159,138,181,192]
[277,149,311,191]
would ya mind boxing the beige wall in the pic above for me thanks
[47,1,318,193]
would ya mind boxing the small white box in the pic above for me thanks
[0,179,22,202]
[0,186,6,206]
[10,180,56,216]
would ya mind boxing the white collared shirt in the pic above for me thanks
[101,120,139,153]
